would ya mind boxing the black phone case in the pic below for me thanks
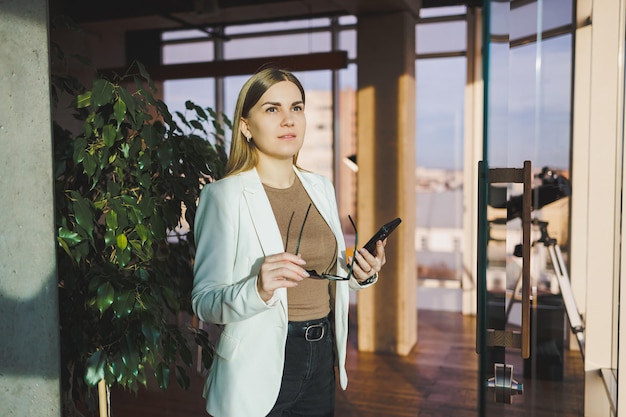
[362,217,402,255]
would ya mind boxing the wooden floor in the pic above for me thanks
[111,309,584,417]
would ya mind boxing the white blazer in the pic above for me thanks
[192,167,375,417]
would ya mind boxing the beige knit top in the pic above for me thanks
[263,176,337,321]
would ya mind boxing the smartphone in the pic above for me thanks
[362,217,402,255]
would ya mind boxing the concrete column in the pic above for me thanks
[356,11,417,355]
[0,1,61,416]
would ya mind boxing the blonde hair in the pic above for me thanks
[225,67,306,177]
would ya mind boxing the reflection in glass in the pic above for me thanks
[479,0,581,415]
[511,0,573,41]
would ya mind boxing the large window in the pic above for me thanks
[415,6,467,310]
[160,16,358,231]
[483,0,574,327]
[162,30,216,132]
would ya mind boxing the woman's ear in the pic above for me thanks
[239,118,251,139]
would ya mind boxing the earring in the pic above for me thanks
[245,134,251,143]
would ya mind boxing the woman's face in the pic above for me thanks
[240,80,306,164]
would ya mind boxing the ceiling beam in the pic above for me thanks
[99,51,349,81]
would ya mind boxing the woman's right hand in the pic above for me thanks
[257,252,309,302]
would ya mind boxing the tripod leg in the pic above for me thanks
[505,268,523,324]
[547,243,585,358]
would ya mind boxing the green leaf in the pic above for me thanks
[96,282,115,315]
[141,321,160,347]
[111,357,125,383]
[128,206,144,226]
[121,334,140,374]
[82,153,97,176]
[74,240,89,263]
[92,79,114,107]
[156,100,175,130]
[93,112,105,130]
[118,87,136,119]
[76,91,92,108]
[142,124,160,148]
[116,233,128,250]
[117,247,131,267]
[113,98,127,127]
[206,107,218,119]
[136,61,157,92]
[175,111,190,129]
[143,348,154,365]
[121,143,130,159]
[107,180,121,196]
[138,151,151,170]
[193,103,208,120]
[137,268,150,281]
[102,124,116,148]
[120,194,138,206]
[118,210,130,230]
[106,210,118,231]
[157,147,173,169]
[154,120,166,136]
[138,196,154,214]
[58,227,82,246]
[57,236,72,258]
[151,214,166,239]
[155,362,170,390]
[128,138,142,159]
[129,240,143,253]
[104,230,116,247]
[190,119,204,131]
[137,172,152,189]
[103,362,115,386]
[175,365,190,390]
[113,291,135,319]
[71,193,94,238]
[135,224,149,243]
[85,350,106,386]
[83,122,93,139]
[73,137,88,164]
[137,366,148,388]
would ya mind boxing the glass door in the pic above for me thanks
[477,0,584,415]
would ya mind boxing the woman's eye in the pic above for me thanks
[292,105,303,112]
[265,106,277,113]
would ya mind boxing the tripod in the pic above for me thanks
[505,219,585,359]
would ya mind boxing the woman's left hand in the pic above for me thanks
[350,239,387,283]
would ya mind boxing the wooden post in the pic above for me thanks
[98,380,109,417]
[356,11,418,355]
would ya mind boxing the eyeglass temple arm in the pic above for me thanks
[346,215,358,277]
[294,203,312,255]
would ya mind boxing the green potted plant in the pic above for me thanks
[53,62,228,416]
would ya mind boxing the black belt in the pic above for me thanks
[287,316,330,342]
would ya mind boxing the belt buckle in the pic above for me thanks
[304,323,325,342]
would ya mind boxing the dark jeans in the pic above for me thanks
[266,316,336,417]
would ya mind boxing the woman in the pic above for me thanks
[192,67,387,417]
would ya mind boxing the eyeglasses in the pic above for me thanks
[286,203,357,281]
